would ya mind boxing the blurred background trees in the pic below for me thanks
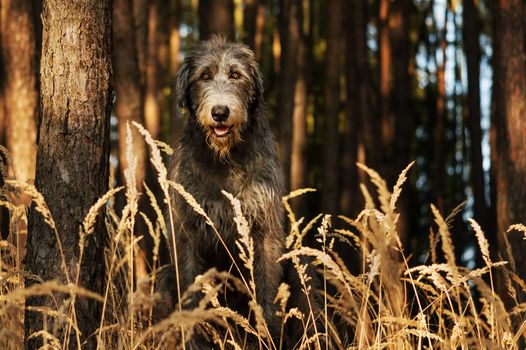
[1,0,526,302]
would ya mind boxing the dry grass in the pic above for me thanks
[1,124,526,349]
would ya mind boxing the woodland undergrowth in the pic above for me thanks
[1,124,526,349]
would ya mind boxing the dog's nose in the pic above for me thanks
[211,105,230,122]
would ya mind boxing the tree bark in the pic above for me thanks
[463,0,492,240]
[379,0,393,158]
[433,6,448,213]
[133,0,148,86]
[25,2,112,348]
[493,0,526,299]
[113,0,146,190]
[290,0,308,215]
[277,0,301,190]
[243,0,265,60]
[199,0,234,40]
[0,0,6,240]
[144,1,162,140]
[342,0,369,216]
[322,0,343,215]
[1,0,38,185]
[390,0,412,246]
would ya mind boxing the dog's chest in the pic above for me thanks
[176,164,266,230]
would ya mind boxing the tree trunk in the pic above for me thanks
[341,0,369,216]
[0,0,6,240]
[433,7,448,213]
[277,0,301,190]
[390,0,412,246]
[199,0,234,40]
[243,0,265,60]
[113,0,146,190]
[493,0,526,299]
[322,0,343,215]
[133,0,148,86]
[290,0,308,215]
[463,0,492,241]
[1,0,38,185]
[157,0,170,140]
[379,0,393,160]
[144,1,162,140]
[169,0,183,144]
[25,2,112,348]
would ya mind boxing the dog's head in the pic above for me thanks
[176,35,263,159]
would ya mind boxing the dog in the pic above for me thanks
[154,35,286,348]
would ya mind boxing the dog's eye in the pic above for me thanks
[201,73,211,80]
[230,72,240,80]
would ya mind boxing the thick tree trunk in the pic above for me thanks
[322,0,343,215]
[113,0,146,190]
[25,2,112,348]
[342,0,369,216]
[290,0,308,214]
[0,0,4,148]
[463,0,492,242]
[379,0,393,159]
[433,7,448,213]
[144,1,162,140]
[1,0,38,185]
[0,0,6,240]
[199,0,234,40]
[493,0,526,299]
[390,0,412,246]
[277,0,301,190]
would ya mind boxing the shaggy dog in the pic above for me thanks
[154,36,286,348]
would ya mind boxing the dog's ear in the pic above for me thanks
[237,44,264,110]
[175,62,191,109]
[249,61,264,109]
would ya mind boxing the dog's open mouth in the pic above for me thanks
[212,125,231,137]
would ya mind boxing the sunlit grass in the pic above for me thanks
[1,124,525,349]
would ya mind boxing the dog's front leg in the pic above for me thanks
[252,233,284,341]
[175,242,208,309]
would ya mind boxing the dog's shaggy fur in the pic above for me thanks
[155,36,286,347]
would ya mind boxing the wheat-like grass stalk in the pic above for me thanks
[64,186,123,348]
[82,187,124,238]
[223,190,278,348]
[167,181,256,304]
[97,123,142,349]
[222,191,255,294]
[166,179,262,347]
[390,161,414,211]
[507,223,526,239]
[153,139,174,156]
[5,141,526,349]
[1,281,104,303]
[169,180,214,227]
[430,204,457,274]
[131,122,185,348]
[139,212,161,325]
[5,180,71,294]
[282,188,316,225]
[143,182,169,244]
[27,329,61,349]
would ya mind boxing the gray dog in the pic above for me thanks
[155,36,286,348]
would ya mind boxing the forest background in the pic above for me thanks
[1,0,526,348]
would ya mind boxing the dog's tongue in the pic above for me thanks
[213,126,229,136]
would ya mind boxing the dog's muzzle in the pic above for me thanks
[211,105,231,137]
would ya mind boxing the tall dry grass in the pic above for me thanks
[0,126,525,349]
